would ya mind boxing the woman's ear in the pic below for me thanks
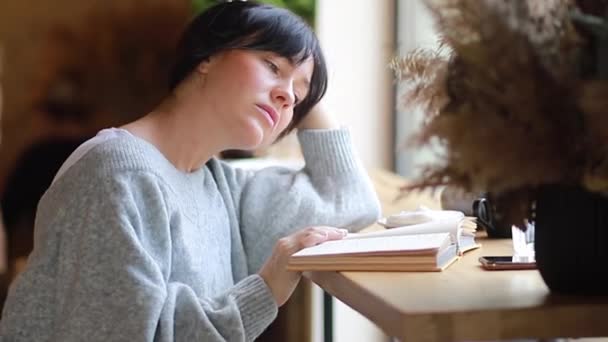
[196,58,211,75]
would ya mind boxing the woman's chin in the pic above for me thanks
[237,124,267,149]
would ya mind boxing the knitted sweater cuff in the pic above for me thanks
[233,275,278,341]
[298,128,359,176]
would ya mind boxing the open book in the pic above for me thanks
[287,209,479,272]
[361,208,479,253]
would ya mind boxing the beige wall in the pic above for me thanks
[316,1,395,341]
[316,0,394,171]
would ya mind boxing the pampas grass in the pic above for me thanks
[392,0,608,207]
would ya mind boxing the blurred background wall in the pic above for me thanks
[0,0,191,193]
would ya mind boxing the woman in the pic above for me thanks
[0,2,381,341]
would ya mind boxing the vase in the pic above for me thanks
[534,185,608,295]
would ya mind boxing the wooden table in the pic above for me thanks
[306,169,608,341]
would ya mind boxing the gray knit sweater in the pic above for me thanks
[0,129,381,342]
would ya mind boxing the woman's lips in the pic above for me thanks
[256,104,278,127]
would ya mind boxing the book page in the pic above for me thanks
[292,232,450,257]
[346,217,461,240]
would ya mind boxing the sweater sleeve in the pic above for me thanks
[0,172,276,342]
[221,128,382,273]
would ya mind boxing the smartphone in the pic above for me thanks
[478,256,536,270]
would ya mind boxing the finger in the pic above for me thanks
[300,227,347,248]
[322,227,349,241]
[275,232,325,257]
[309,226,348,240]
[300,231,329,248]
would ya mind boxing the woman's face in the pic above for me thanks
[198,49,313,150]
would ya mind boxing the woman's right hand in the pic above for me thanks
[258,226,347,306]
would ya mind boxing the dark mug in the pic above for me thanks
[472,197,513,238]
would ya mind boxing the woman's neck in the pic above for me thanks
[122,96,221,173]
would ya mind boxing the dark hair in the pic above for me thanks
[169,1,327,135]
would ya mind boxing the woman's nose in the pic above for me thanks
[271,82,296,108]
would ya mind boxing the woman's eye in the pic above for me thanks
[264,59,279,74]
